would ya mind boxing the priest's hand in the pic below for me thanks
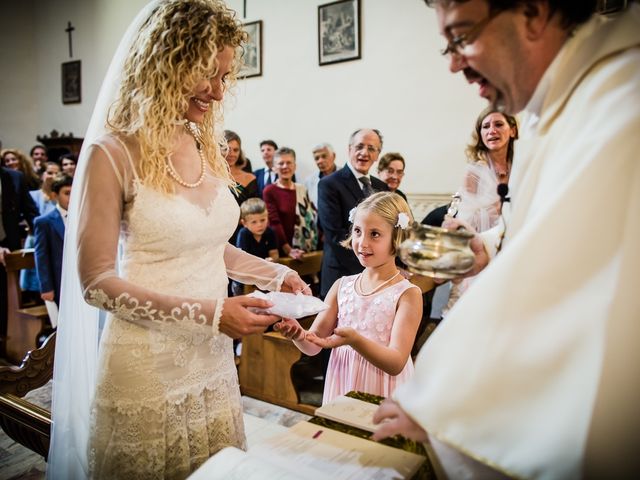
[371,399,428,442]
[442,216,490,278]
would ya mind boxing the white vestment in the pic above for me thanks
[394,7,640,479]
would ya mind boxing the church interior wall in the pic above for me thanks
[0,0,487,197]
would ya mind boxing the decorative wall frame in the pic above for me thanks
[240,20,262,78]
[596,0,627,14]
[61,60,81,104]
[318,0,361,66]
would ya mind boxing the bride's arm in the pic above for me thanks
[77,138,278,336]
[224,244,293,291]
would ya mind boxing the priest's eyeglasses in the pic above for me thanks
[440,10,504,56]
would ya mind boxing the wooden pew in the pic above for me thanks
[3,250,52,364]
[0,331,55,459]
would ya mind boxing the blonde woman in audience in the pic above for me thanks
[1,148,41,190]
[443,107,518,314]
[48,1,309,478]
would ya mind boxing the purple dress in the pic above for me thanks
[323,274,417,404]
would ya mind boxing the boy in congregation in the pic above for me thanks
[34,174,72,305]
[232,198,279,297]
[236,197,279,261]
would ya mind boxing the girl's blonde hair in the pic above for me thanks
[107,0,247,192]
[341,192,414,255]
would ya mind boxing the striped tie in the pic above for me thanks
[360,176,374,197]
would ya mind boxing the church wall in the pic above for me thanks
[0,0,487,197]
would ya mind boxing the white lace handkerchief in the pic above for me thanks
[248,291,328,319]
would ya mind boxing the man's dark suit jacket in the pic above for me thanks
[317,165,388,297]
[1,167,39,344]
[34,208,65,305]
[1,167,38,250]
[253,167,272,198]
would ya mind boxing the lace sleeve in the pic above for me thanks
[224,243,292,292]
[76,137,223,334]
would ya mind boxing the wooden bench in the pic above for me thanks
[0,331,55,459]
[3,250,52,364]
[239,316,319,415]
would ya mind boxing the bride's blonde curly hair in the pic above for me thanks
[107,0,247,191]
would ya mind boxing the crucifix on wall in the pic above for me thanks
[65,21,75,58]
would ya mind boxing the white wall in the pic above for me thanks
[0,0,487,195]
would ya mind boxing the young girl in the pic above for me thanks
[275,192,422,404]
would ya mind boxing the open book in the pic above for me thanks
[189,421,424,480]
[315,395,384,433]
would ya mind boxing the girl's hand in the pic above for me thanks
[273,317,306,340]
[306,327,357,349]
[280,271,311,295]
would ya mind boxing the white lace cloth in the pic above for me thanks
[79,136,290,479]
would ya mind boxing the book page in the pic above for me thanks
[45,300,59,328]
[250,421,424,479]
[314,395,383,432]
[189,447,300,480]
[190,421,424,480]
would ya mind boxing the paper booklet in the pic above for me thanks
[189,420,424,480]
[314,395,383,433]
[44,300,59,328]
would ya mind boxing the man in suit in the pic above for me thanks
[317,128,388,298]
[254,139,278,198]
[1,166,39,352]
[34,174,72,306]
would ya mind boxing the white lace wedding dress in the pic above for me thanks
[76,135,290,479]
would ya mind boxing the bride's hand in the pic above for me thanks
[218,296,280,339]
[280,271,311,295]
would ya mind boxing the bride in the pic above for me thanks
[47,1,308,478]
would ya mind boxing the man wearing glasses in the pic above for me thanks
[373,1,640,478]
[317,128,388,298]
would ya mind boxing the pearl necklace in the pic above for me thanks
[356,270,401,296]
[165,122,207,188]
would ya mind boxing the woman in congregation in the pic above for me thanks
[377,152,408,202]
[224,129,258,202]
[47,1,309,478]
[1,148,41,190]
[263,147,318,260]
[443,107,518,313]
[224,129,258,244]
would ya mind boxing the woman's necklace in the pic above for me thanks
[165,122,207,188]
[357,270,401,296]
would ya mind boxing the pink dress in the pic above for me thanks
[323,274,418,404]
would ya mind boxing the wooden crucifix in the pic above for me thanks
[65,21,75,58]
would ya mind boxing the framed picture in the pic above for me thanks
[240,20,262,78]
[596,0,627,14]
[318,0,361,66]
[61,60,81,104]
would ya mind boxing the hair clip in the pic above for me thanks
[396,212,410,229]
[348,207,357,223]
